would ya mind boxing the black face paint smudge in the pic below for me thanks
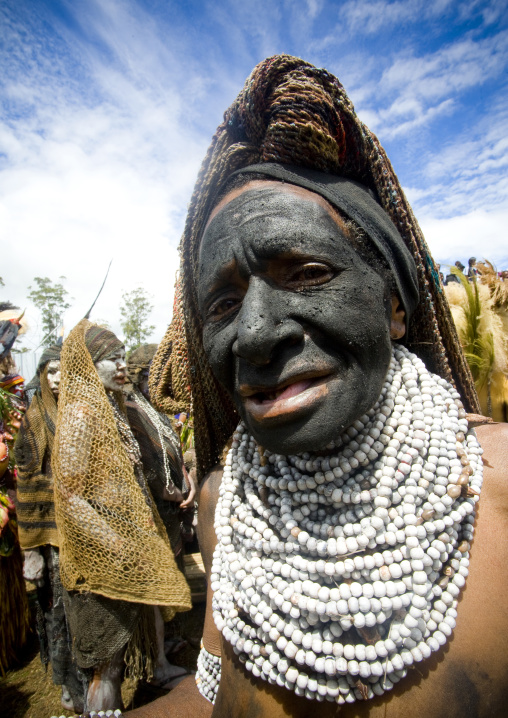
[198,184,393,455]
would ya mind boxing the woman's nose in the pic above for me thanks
[232,278,303,365]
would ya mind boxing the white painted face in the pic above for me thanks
[46,360,61,397]
[95,347,127,392]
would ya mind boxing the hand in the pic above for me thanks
[163,485,185,504]
[23,548,45,585]
[180,466,196,509]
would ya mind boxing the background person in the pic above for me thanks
[53,322,191,712]
[15,346,85,712]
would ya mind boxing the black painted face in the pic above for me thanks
[198,183,393,455]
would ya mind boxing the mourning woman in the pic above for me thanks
[125,343,196,560]
[52,322,191,712]
[15,346,85,712]
[127,56,508,718]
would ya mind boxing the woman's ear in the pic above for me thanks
[390,296,406,340]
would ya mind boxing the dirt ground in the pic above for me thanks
[0,590,206,718]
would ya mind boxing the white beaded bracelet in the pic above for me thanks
[196,643,222,704]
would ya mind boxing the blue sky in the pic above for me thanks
[1,0,507,361]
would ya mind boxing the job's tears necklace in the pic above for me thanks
[203,345,482,704]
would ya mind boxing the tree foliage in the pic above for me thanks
[120,287,155,352]
[27,276,71,347]
[450,267,495,406]
[92,318,112,330]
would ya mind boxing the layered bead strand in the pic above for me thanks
[196,643,222,703]
[51,711,122,717]
[211,345,483,704]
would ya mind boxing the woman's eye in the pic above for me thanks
[287,263,334,288]
[207,296,241,320]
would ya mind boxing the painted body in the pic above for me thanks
[125,186,508,718]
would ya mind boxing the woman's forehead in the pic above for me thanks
[104,346,125,360]
[201,187,347,270]
[205,179,348,235]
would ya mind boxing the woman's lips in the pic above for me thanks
[243,376,331,420]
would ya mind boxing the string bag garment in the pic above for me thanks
[15,345,61,549]
[52,319,191,611]
[15,345,85,710]
[149,280,192,416]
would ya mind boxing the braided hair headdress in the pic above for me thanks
[150,54,479,480]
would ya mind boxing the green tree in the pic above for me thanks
[27,276,71,346]
[450,267,495,414]
[120,287,155,352]
[92,318,112,330]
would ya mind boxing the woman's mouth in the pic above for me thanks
[242,375,331,420]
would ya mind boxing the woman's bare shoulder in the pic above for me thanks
[475,422,508,513]
[197,464,223,570]
[198,464,223,520]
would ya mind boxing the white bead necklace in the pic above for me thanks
[211,345,483,704]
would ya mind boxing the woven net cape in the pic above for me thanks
[150,54,480,482]
[52,319,191,611]
[15,361,60,549]
[149,276,192,416]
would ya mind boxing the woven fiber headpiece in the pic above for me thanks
[85,325,124,363]
[151,54,480,481]
[52,319,191,610]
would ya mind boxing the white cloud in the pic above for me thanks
[304,0,324,20]
[421,203,508,268]
[400,96,508,231]
[381,31,508,103]
[339,0,456,35]
[378,98,455,139]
